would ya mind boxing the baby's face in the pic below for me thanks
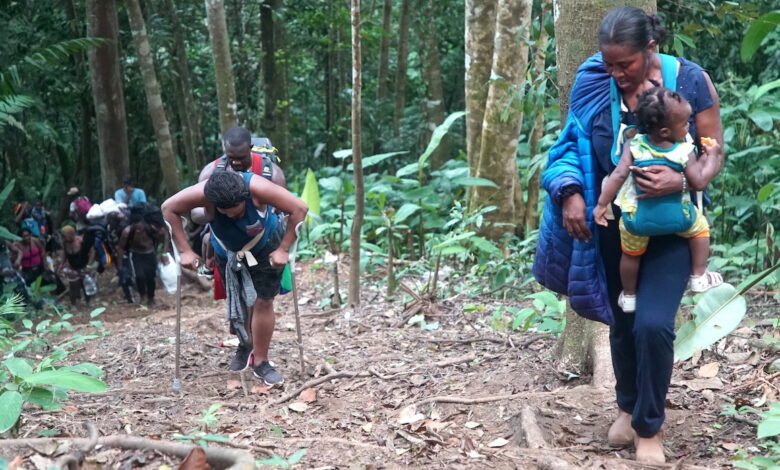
[666,100,692,143]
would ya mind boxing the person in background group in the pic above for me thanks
[114,176,147,208]
[116,203,168,306]
[58,226,93,308]
[533,7,723,464]
[67,187,92,233]
[13,228,47,285]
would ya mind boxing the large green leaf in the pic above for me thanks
[749,109,774,132]
[300,169,321,220]
[3,357,32,379]
[757,403,780,439]
[451,177,499,188]
[741,11,780,62]
[417,111,465,178]
[674,283,746,362]
[347,151,407,171]
[0,391,24,433]
[0,179,16,212]
[24,370,107,393]
[394,203,420,223]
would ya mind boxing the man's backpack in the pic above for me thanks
[74,196,92,217]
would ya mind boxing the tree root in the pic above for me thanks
[55,422,98,470]
[272,371,371,405]
[518,405,548,449]
[0,435,255,470]
[505,447,716,470]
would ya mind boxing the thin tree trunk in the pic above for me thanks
[420,0,447,170]
[166,1,204,177]
[470,0,532,240]
[348,0,363,307]
[375,0,392,102]
[261,0,290,163]
[126,0,180,196]
[523,0,550,233]
[552,0,655,382]
[86,0,130,200]
[205,0,238,132]
[465,0,498,179]
[392,0,411,136]
[325,0,338,162]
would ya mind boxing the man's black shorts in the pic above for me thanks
[215,226,284,300]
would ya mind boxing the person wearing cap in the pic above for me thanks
[114,176,147,208]
[67,187,92,233]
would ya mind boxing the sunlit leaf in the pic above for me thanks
[417,111,465,177]
[394,203,420,223]
[25,370,107,393]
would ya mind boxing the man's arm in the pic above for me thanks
[161,182,209,269]
[248,175,308,265]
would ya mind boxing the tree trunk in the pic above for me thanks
[348,0,363,307]
[523,0,550,233]
[261,0,290,163]
[392,0,411,136]
[205,0,238,132]
[375,0,392,103]
[126,0,180,196]
[552,0,655,385]
[420,0,448,170]
[86,0,130,200]
[166,1,204,178]
[325,0,338,161]
[469,0,532,240]
[465,0,497,178]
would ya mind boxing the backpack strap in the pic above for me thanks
[609,53,680,165]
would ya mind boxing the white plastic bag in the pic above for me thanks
[158,254,178,294]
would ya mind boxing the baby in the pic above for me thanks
[593,87,723,313]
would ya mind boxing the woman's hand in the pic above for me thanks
[562,193,592,243]
[630,165,682,199]
[268,249,289,268]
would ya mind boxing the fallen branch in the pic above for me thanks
[432,353,477,368]
[272,371,370,405]
[505,447,716,470]
[726,371,780,392]
[0,435,255,470]
[55,422,98,470]
[415,393,524,407]
[519,406,548,449]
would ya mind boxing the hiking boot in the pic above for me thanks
[229,345,253,372]
[635,433,665,464]
[253,361,284,386]
[607,410,634,447]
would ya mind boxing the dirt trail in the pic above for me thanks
[3,262,775,469]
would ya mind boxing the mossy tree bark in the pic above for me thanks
[126,0,180,196]
[468,0,532,240]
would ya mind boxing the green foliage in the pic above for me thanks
[732,402,780,469]
[741,11,780,61]
[485,290,566,335]
[199,403,223,430]
[257,449,307,469]
[0,297,106,434]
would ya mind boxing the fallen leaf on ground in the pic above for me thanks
[7,456,23,470]
[698,362,720,378]
[398,404,425,425]
[680,377,724,391]
[251,385,271,395]
[423,420,450,432]
[721,442,740,451]
[289,402,308,413]
[464,421,482,429]
[226,380,242,390]
[299,387,317,403]
[362,422,373,433]
[487,437,509,448]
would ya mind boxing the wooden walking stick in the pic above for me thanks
[289,222,305,375]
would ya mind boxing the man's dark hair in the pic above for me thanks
[636,87,685,135]
[223,127,252,149]
[204,170,249,209]
[598,6,667,52]
[123,175,136,187]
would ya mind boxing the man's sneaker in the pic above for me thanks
[253,361,284,386]
[229,345,253,372]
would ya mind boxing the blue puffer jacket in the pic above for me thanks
[533,53,614,325]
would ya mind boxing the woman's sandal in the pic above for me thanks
[689,271,723,293]
[617,291,636,313]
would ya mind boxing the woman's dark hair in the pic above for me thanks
[599,7,667,52]
[204,170,249,209]
[636,87,686,135]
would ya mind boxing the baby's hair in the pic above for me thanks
[635,87,686,135]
